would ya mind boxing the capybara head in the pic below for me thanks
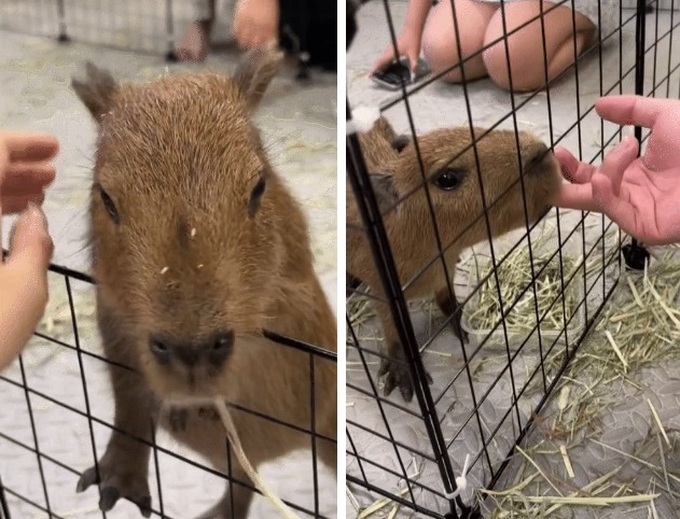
[73,47,290,400]
[355,124,561,265]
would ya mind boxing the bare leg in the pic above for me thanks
[176,19,213,61]
[482,1,597,91]
[176,0,216,61]
[421,0,497,83]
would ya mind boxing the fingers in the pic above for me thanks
[0,204,53,370]
[372,48,396,74]
[407,53,419,75]
[590,137,642,239]
[6,203,54,275]
[553,183,600,211]
[598,136,639,197]
[554,146,595,184]
[2,193,47,215]
[590,173,638,237]
[595,95,671,129]
[0,132,59,163]
[235,29,276,50]
[552,147,598,210]
[2,162,56,195]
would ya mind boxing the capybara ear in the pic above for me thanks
[71,62,118,122]
[391,135,411,153]
[368,172,400,216]
[233,42,284,112]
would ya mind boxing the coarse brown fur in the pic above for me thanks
[347,116,561,401]
[72,47,337,518]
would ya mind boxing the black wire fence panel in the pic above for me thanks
[0,262,337,518]
[0,0,222,57]
[346,1,679,517]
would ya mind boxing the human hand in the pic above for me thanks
[0,131,58,214]
[371,29,422,76]
[0,131,57,371]
[233,0,279,50]
[554,95,680,245]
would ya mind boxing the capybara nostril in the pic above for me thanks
[149,338,172,364]
[149,330,234,367]
[207,330,235,366]
[524,142,553,174]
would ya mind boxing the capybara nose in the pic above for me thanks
[523,142,553,175]
[149,330,235,367]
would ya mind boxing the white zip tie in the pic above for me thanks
[443,454,471,500]
[213,398,300,519]
[346,105,381,135]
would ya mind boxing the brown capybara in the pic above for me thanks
[347,116,561,402]
[72,47,337,518]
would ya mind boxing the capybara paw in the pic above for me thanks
[77,461,151,517]
[379,357,433,402]
[380,358,413,401]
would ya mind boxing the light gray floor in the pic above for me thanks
[0,12,337,519]
[347,2,680,518]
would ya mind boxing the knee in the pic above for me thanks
[482,12,550,91]
[482,36,546,91]
[422,27,465,83]
[482,3,597,92]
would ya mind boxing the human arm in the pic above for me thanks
[0,132,57,371]
[372,0,433,74]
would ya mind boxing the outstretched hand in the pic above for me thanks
[0,131,57,371]
[555,95,680,245]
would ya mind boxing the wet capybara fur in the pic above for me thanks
[72,47,337,518]
[347,116,561,401]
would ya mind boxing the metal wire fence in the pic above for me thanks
[346,1,679,517]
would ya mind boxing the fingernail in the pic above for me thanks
[26,202,48,231]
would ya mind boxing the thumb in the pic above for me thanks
[553,147,580,182]
[6,203,53,273]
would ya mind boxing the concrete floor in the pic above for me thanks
[0,11,337,519]
[347,2,680,518]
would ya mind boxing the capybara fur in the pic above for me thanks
[72,47,337,518]
[347,116,561,401]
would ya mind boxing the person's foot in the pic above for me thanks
[175,21,210,61]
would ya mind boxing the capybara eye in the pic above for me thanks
[433,168,465,191]
[247,176,266,217]
[100,188,120,224]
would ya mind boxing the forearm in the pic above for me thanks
[0,300,33,372]
[402,0,433,38]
